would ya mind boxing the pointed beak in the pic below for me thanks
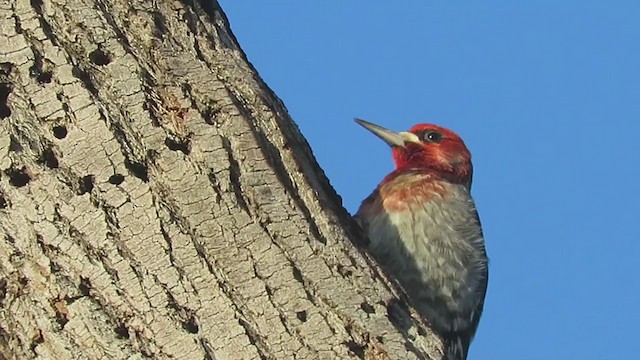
[354,118,420,148]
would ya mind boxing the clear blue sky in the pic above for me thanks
[220,2,640,359]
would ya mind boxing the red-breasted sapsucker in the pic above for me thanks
[355,118,488,360]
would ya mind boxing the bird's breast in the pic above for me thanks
[358,177,487,327]
[376,172,449,211]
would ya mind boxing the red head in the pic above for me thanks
[355,118,472,185]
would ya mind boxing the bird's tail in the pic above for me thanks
[444,332,470,360]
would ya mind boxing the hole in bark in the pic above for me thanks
[79,277,91,296]
[0,193,7,209]
[296,310,307,322]
[376,335,384,344]
[36,71,52,84]
[124,159,149,182]
[78,175,94,194]
[7,167,31,187]
[108,174,124,185]
[52,125,67,139]
[0,82,12,119]
[40,148,59,168]
[182,315,199,334]
[164,137,190,155]
[114,323,129,339]
[89,49,111,66]
[343,340,365,359]
[360,302,375,314]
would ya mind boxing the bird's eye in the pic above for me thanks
[423,131,443,143]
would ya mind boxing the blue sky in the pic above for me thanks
[220,2,640,359]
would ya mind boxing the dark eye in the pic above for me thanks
[423,130,443,143]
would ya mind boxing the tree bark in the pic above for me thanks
[0,0,444,359]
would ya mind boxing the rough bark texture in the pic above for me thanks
[0,0,444,359]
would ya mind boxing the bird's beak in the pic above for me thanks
[354,118,420,148]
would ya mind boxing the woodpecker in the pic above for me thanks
[354,118,488,360]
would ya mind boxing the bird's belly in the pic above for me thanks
[366,201,485,330]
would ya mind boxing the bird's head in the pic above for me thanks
[355,118,472,185]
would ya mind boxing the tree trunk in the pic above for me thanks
[0,1,444,359]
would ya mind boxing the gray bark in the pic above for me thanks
[0,0,444,358]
